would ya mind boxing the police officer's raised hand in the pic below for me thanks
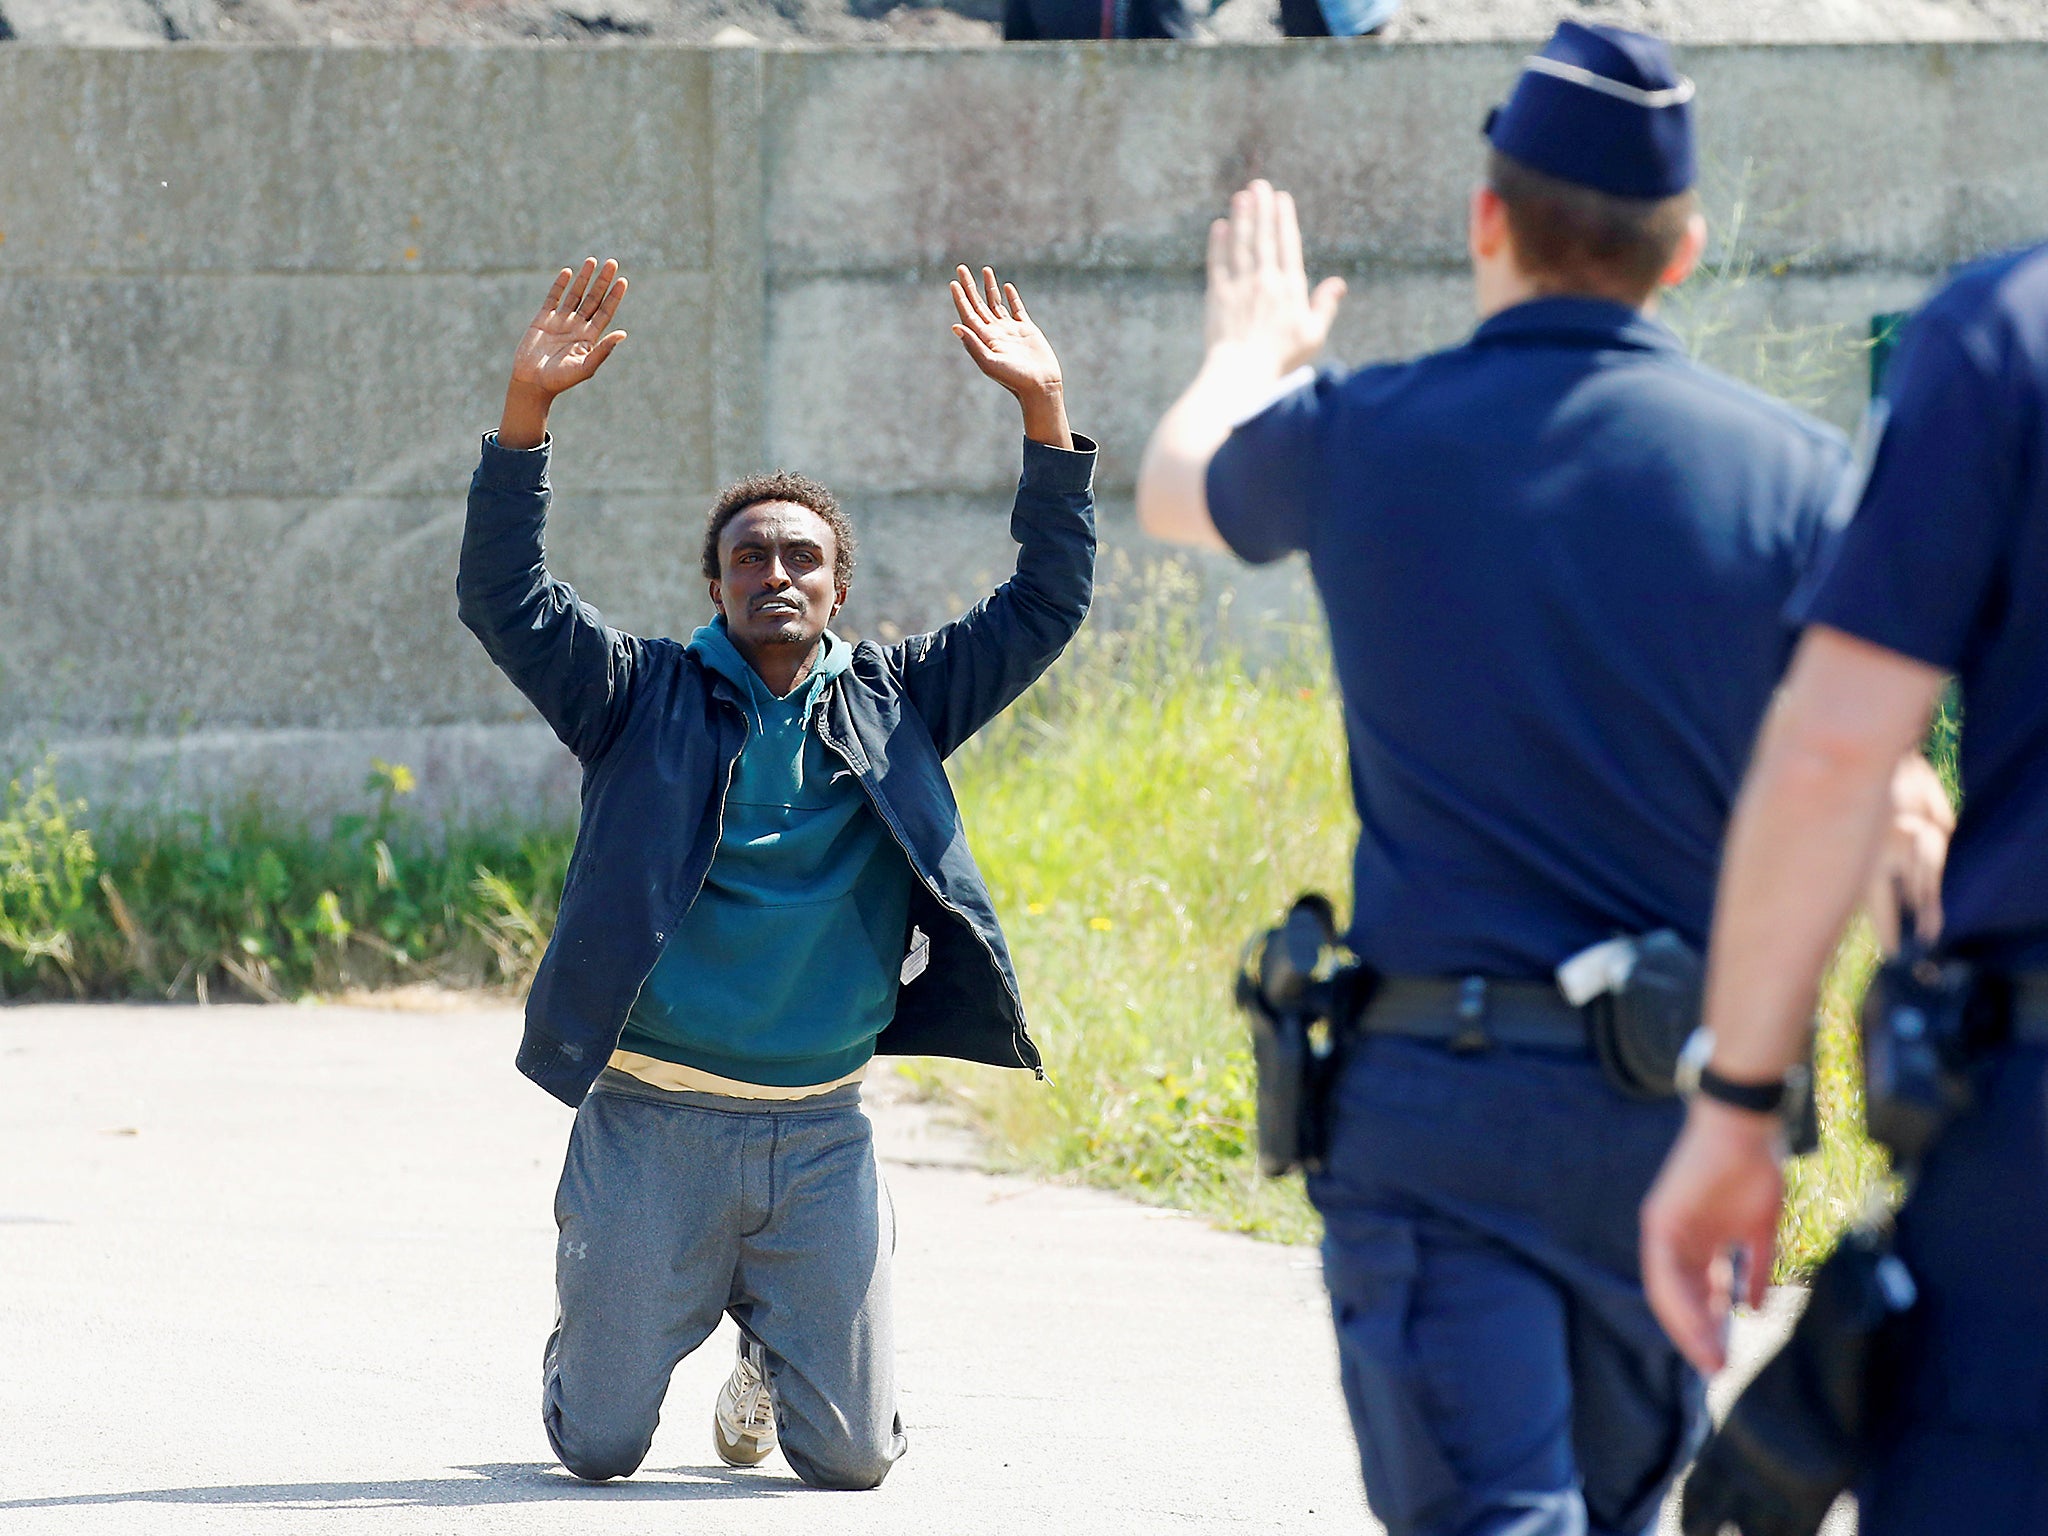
[1136,180,1345,550]
[498,258,630,450]
[1205,179,1348,380]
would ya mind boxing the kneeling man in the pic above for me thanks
[458,257,1096,1488]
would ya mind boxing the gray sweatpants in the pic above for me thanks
[543,1071,907,1488]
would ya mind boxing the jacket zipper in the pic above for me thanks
[618,699,748,1030]
[817,705,1045,1079]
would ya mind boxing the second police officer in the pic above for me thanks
[1643,242,2048,1529]
[1136,25,1941,1536]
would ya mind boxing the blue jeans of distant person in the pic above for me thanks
[1307,1035,1704,1536]
[542,1072,906,1489]
[1859,1043,2048,1533]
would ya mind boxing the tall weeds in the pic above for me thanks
[0,756,571,1002]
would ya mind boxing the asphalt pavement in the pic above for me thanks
[0,1003,1850,1535]
[0,1003,1367,1534]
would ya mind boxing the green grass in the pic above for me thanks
[915,565,1355,1244]
[0,758,572,1003]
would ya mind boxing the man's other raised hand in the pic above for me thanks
[950,265,1073,451]
[498,258,630,450]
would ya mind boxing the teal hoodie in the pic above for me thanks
[616,620,916,1086]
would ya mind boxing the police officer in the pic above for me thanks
[1642,249,2048,1528]
[1134,25,1904,1536]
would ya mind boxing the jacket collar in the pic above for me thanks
[1471,295,1684,356]
[689,617,850,725]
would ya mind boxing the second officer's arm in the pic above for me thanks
[1136,179,1346,551]
[1640,306,2011,1374]
[1640,630,1945,1371]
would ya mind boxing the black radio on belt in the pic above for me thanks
[1235,894,1369,1178]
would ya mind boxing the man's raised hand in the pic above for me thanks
[498,258,628,449]
[515,258,629,395]
[950,265,1073,450]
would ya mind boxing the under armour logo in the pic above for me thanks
[563,1240,588,1261]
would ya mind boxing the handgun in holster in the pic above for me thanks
[1235,894,1372,1178]
[1680,909,1996,1536]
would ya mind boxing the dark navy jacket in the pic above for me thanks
[458,433,1098,1106]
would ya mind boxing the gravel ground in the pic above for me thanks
[6,0,2048,51]
[0,1004,1369,1535]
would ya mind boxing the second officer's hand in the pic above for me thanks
[1867,753,1955,952]
[1205,179,1348,380]
[950,265,1073,450]
[1640,1101,1786,1375]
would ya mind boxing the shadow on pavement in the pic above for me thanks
[0,1461,807,1510]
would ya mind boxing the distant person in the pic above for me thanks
[1277,0,1396,39]
[1644,244,2048,1532]
[1135,24,1943,1535]
[1003,0,1194,41]
[458,257,1096,1488]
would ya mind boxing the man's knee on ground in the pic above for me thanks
[548,1414,654,1483]
[556,1439,651,1483]
[789,1453,893,1491]
[780,1428,899,1491]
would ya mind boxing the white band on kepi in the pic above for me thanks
[1520,54,1696,109]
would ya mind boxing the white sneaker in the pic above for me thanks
[713,1335,778,1467]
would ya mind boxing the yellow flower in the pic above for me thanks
[1027,902,1047,915]
[1088,916,1114,932]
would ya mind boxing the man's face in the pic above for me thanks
[710,500,846,658]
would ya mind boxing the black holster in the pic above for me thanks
[1586,929,1705,1100]
[1679,1226,1918,1536]
[1237,894,1372,1178]
[1582,929,1818,1153]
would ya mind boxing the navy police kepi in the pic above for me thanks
[1485,21,1696,199]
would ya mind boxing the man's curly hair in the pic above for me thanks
[700,471,857,588]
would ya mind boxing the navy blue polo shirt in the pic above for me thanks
[1797,246,2048,970]
[1207,297,1849,978]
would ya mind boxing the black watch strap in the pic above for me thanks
[1696,1063,1788,1115]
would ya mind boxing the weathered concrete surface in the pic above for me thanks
[0,1004,1368,1533]
[0,48,716,276]
[3,42,2043,815]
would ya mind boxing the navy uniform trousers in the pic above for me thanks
[1860,1042,2048,1532]
[1307,1033,1704,1536]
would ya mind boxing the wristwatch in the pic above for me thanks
[1675,1027,1789,1115]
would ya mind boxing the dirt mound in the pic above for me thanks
[4,0,2045,53]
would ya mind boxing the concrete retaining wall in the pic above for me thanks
[2,40,2043,823]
